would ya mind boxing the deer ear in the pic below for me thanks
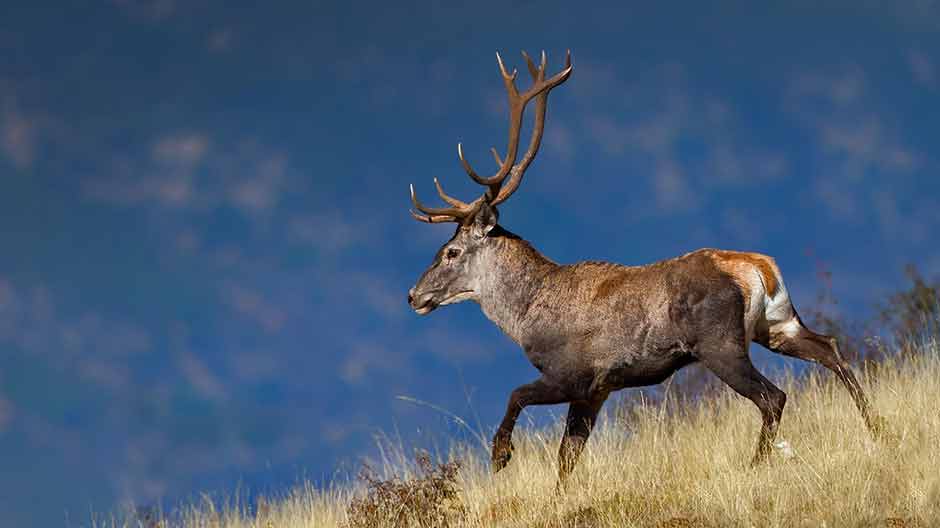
[471,202,499,238]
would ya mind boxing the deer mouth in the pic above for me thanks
[439,291,475,305]
[414,301,437,315]
[411,291,474,315]
[410,292,438,315]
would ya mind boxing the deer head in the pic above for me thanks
[407,50,572,315]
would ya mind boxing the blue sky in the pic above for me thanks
[1,1,939,525]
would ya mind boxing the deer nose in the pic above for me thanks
[407,287,416,307]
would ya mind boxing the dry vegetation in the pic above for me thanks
[105,272,940,527]
[113,337,939,528]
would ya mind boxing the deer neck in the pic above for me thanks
[476,227,556,344]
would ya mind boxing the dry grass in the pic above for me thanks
[118,341,940,528]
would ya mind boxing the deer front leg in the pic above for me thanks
[493,378,569,472]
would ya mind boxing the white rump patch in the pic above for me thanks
[764,280,793,323]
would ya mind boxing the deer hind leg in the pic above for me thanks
[557,397,606,485]
[767,315,884,439]
[700,342,787,465]
[492,378,570,473]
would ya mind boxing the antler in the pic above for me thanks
[410,50,572,224]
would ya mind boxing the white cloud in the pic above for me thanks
[339,322,498,387]
[872,191,940,244]
[567,61,620,103]
[787,69,923,169]
[230,349,281,383]
[415,324,496,363]
[331,45,416,109]
[818,117,920,172]
[787,66,933,239]
[83,166,194,209]
[84,132,293,219]
[584,77,688,159]
[175,227,200,253]
[907,50,936,88]
[545,121,575,161]
[652,159,696,212]
[585,115,630,156]
[0,278,151,390]
[222,284,287,334]
[720,208,764,245]
[340,342,396,385]
[706,144,787,185]
[151,133,209,165]
[289,210,367,254]
[1,97,39,169]
[577,63,786,215]
[788,69,865,106]
[207,28,234,53]
[177,350,228,402]
[227,153,287,215]
[342,271,406,321]
[84,132,211,209]
[62,313,152,358]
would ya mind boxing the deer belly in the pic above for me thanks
[602,348,697,390]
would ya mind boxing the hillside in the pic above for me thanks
[129,340,938,527]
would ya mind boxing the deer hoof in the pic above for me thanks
[491,434,514,472]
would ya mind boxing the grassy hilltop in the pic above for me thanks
[132,338,939,528]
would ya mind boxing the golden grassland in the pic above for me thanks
[126,341,939,528]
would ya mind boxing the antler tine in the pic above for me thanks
[455,52,521,189]
[434,177,469,208]
[492,49,572,206]
[410,183,465,218]
[456,142,486,185]
[411,50,572,223]
[522,50,543,79]
[458,50,574,200]
[495,52,519,92]
[490,147,503,167]
[517,49,571,105]
[410,209,457,224]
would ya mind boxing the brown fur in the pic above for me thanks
[410,227,882,480]
[592,272,630,302]
[708,250,779,299]
[408,55,880,483]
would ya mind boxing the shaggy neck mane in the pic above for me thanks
[477,226,557,344]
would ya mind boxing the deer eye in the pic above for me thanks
[446,248,461,259]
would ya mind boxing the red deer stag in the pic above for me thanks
[406,50,883,482]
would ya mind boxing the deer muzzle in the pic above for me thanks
[408,287,437,315]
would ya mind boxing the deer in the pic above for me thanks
[406,50,884,484]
